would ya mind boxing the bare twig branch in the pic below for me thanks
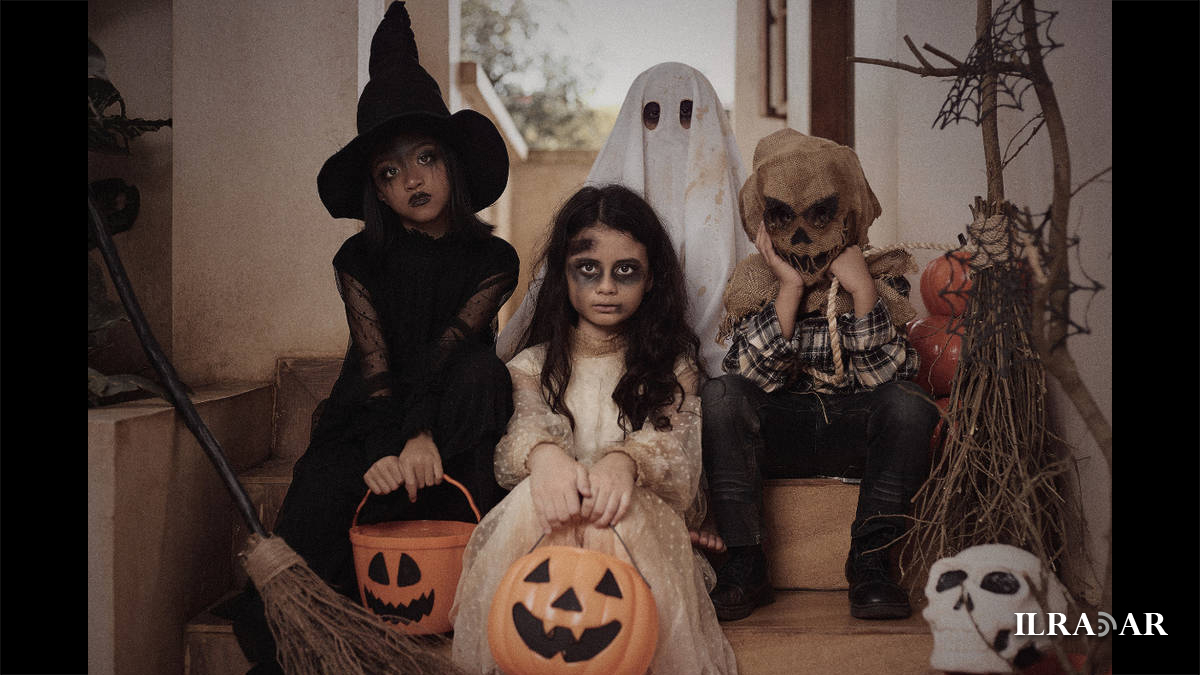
[1070,166,1112,197]
[847,56,959,77]
[905,35,936,70]
[923,42,965,68]
[1001,113,1046,168]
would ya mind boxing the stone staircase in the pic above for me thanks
[183,357,938,675]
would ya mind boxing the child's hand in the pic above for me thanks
[755,224,805,291]
[581,451,635,527]
[362,431,443,501]
[527,443,592,534]
[828,245,877,315]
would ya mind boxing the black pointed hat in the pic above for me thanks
[317,1,508,219]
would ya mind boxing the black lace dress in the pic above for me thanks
[230,225,518,669]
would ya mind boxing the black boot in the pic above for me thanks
[845,526,911,620]
[710,544,775,621]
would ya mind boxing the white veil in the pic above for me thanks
[497,62,751,375]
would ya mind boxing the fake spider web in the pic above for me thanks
[934,0,1061,129]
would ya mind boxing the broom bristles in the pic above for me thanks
[243,535,465,675]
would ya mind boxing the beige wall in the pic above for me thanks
[499,149,599,329]
[734,0,788,170]
[171,1,366,384]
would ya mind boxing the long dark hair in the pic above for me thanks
[359,130,493,270]
[522,183,702,433]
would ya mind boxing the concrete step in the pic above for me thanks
[723,590,937,675]
[90,383,275,675]
[229,457,298,590]
[185,590,934,675]
[270,356,341,461]
[183,602,251,675]
[763,478,858,591]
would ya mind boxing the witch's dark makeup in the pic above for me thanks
[373,143,439,184]
[369,134,450,234]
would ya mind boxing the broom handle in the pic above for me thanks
[88,190,267,538]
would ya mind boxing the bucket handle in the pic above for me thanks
[525,523,652,590]
[352,474,481,528]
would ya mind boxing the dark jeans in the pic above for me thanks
[228,344,513,670]
[701,374,937,548]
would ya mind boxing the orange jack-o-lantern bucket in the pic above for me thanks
[348,475,480,634]
[487,534,659,675]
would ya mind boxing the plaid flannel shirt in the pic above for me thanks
[721,296,919,394]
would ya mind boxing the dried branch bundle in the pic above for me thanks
[901,205,1071,585]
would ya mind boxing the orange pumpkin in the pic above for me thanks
[906,314,963,397]
[920,251,973,316]
[488,546,659,675]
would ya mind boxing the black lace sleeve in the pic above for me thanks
[336,268,394,397]
[337,238,518,466]
[392,240,517,391]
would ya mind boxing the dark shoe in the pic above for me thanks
[845,533,911,620]
[710,545,775,621]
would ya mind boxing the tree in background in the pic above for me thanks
[461,0,612,150]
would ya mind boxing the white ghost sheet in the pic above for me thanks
[497,62,752,375]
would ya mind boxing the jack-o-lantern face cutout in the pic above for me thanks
[488,546,659,675]
[360,551,435,625]
[739,128,881,287]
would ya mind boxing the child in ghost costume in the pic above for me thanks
[497,62,752,376]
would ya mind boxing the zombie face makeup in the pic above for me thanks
[565,225,652,339]
[371,133,451,235]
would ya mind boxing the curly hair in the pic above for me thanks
[521,183,702,433]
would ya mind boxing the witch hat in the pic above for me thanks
[317,1,508,219]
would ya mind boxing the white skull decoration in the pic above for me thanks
[922,544,1069,673]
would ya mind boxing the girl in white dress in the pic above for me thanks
[451,184,738,675]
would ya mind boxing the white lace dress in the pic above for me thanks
[450,331,738,675]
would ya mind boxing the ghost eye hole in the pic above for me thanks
[642,101,661,130]
[802,195,840,228]
[762,197,797,231]
[679,99,693,129]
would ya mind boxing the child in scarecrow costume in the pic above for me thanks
[225,3,517,672]
[703,129,939,621]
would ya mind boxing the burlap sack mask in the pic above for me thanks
[719,129,915,342]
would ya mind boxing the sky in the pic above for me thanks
[516,0,738,109]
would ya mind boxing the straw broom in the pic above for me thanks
[89,191,464,675]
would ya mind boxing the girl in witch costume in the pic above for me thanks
[227,4,517,673]
[449,184,739,675]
